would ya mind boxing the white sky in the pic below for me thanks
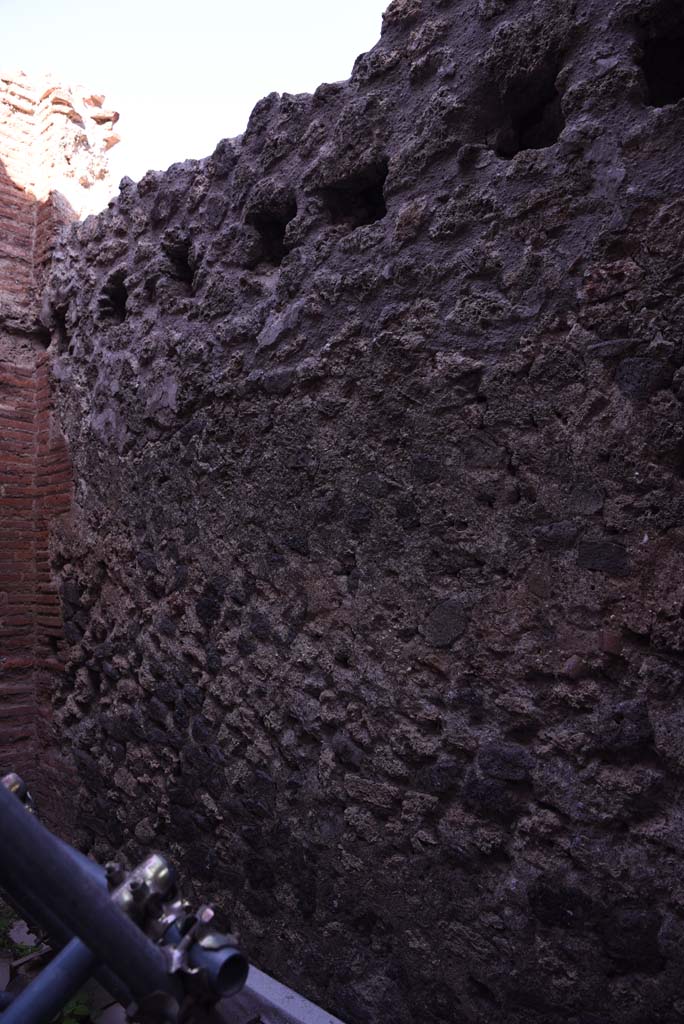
[2,0,388,184]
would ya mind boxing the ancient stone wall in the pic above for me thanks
[47,1,684,1021]
[0,72,117,819]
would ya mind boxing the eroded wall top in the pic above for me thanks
[0,70,119,330]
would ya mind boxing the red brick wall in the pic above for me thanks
[0,353,72,805]
[34,354,74,818]
[0,356,40,781]
[0,72,116,823]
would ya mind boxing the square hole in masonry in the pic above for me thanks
[638,11,684,107]
[98,271,128,323]
[162,235,195,293]
[495,66,565,159]
[319,159,389,229]
[246,198,298,266]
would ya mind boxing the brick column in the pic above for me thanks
[0,356,40,781]
[0,71,117,824]
[33,353,74,820]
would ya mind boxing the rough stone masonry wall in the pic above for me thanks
[48,0,684,1021]
[0,72,118,818]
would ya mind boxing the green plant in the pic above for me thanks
[0,904,14,952]
[0,900,94,1020]
[0,897,36,957]
[53,993,92,1023]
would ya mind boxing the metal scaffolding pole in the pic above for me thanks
[0,783,180,1005]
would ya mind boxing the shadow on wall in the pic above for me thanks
[0,154,76,828]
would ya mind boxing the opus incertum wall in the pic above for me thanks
[46,1,684,1021]
[0,72,118,821]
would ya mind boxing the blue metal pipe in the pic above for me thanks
[162,921,248,998]
[0,782,178,1004]
[0,938,97,1024]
